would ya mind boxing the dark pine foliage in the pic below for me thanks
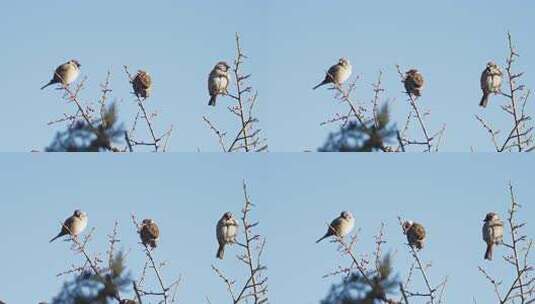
[46,103,124,152]
[319,105,397,152]
[321,255,399,304]
[51,253,132,304]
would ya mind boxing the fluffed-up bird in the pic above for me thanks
[139,219,160,249]
[403,69,425,98]
[41,60,81,90]
[403,221,426,250]
[480,61,502,108]
[316,211,355,243]
[50,209,88,242]
[208,61,231,107]
[216,212,239,259]
[132,70,152,99]
[482,212,504,260]
[313,58,352,90]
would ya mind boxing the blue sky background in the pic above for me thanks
[0,0,533,151]
[0,154,533,303]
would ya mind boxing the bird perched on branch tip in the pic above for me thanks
[50,209,88,243]
[313,58,352,90]
[316,211,355,243]
[41,60,81,90]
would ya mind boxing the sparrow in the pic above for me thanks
[313,58,352,90]
[403,69,425,98]
[403,221,426,250]
[50,209,88,242]
[216,212,239,259]
[482,212,504,260]
[480,61,502,108]
[132,70,152,99]
[139,219,160,249]
[41,60,81,90]
[208,61,231,106]
[316,211,355,243]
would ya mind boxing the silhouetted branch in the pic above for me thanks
[395,65,445,152]
[212,181,269,304]
[323,223,401,304]
[398,217,447,304]
[204,34,268,152]
[124,66,174,152]
[476,33,534,152]
[478,183,534,304]
[131,215,181,304]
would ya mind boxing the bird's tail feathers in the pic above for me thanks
[480,93,489,108]
[485,244,493,260]
[209,95,217,106]
[216,245,225,259]
[313,80,328,90]
[41,81,53,90]
[49,233,63,243]
[316,233,329,243]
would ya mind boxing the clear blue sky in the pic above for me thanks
[0,1,533,151]
[0,154,533,303]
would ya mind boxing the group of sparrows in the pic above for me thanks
[50,209,505,261]
[41,58,503,108]
[312,58,503,107]
[40,60,231,107]
[41,60,152,100]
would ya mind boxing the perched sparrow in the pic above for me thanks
[313,58,352,90]
[316,211,355,243]
[132,70,152,99]
[208,62,231,107]
[403,69,425,98]
[139,219,160,249]
[480,61,502,108]
[41,60,81,90]
[50,209,88,242]
[482,212,504,260]
[216,212,239,259]
[403,221,426,250]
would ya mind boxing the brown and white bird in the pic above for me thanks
[216,212,239,259]
[403,69,425,98]
[208,61,231,107]
[132,70,152,99]
[403,221,426,250]
[41,60,81,90]
[50,209,88,242]
[139,219,160,249]
[316,211,355,243]
[482,212,504,260]
[480,61,502,108]
[313,58,352,90]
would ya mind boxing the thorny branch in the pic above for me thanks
[203,33,268,152]
[395,65,445,152]
[124,66,174,152]
[478,184,534,304]
[398,217,448,304]
[476,32,534,152]
[320,71,397,152]
[131,215,181,304]
[323,223,401,304]
[212,181,269,304]
[58,224,126,303]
